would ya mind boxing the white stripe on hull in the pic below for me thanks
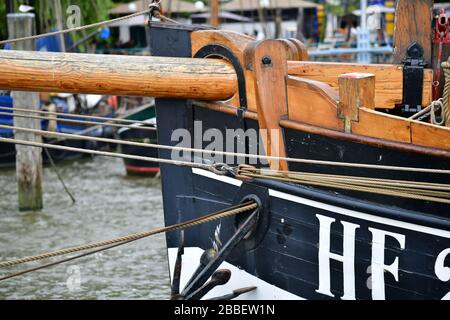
[168,247,303,300]
[192,168,450,238]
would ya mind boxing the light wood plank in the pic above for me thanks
[287,61,433,109]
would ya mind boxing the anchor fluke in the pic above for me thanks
[208,286,258,301]
[185,269,232,300]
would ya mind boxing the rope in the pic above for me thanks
[0,106,156,128]
[1,124,449,175]
[441,60,450,126]
[0,202,257,269]
[238,166,450,204]
[409,99,445,126]
[0,5,158,47]
[0,111,156,132]
[149,0,182,25]
[0,136,216,172]
[43,147,76,204]
[0,0,185,48]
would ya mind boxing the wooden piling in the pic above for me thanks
[7,13,43,211]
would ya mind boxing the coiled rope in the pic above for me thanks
[0,202,257,269]
[441,59,450,126]
[410,58,450,126]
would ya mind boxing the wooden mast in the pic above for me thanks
[393,0,434,66]
[0,50,238,100]
[210,0,220,28]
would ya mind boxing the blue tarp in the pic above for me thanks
[5,31,74,52]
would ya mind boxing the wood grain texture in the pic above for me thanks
[245,40,289,171]
[393,0,434,65]
[280,119,450,159]
[279,39,301,61]
[8,14,43,211]
[191,30,256,108]
[0,50,237,100]
[338,73,375,132]
[411,121,450,150]
[351,108,412,143]
[287,76,343,131]
[192,30,254,66]
[287,61,433,108]
[287,38,309,61]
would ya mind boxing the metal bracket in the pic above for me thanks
[401,42,427,114]
[194,44,248,118]
[194,44,249,164]
[180,209,258,298]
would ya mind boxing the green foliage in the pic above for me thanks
[0,1,6,40]
[0,0,114,41]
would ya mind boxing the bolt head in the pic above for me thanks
[262,56,272,65]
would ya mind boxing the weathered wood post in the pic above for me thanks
[7,13,43,211]
[52,0,66,52]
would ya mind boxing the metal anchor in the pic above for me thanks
[170,230,184,300]
[178,208,259,300]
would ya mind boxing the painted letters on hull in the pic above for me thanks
[269,191,450,300]
[192,169,450,300]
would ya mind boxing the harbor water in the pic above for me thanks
[0,156,170,299]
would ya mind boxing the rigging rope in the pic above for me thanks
[409,59,450,126]
[1,123,449,175]
[409,99,445,125]
[0,106,157,128]
[0,201,257,269]
[237,166,450,204]
[0,4,156,47]
[441,59,450,126]
[0,136,218,173]
[0,111,156,132]
[0,0,184,48]
[0,125,450,175]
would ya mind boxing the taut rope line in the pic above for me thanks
[0,202,257,269]
[0,112,157,132]
[1,123,449,175]
[0,0,185,48]
[0,106,157,128]
[0,136,216,172]
[237,166,450,204]
[0,4,156,46]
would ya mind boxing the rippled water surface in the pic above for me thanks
[0,156,170,300]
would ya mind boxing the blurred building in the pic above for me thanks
[109,0,321,45]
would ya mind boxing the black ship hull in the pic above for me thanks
[149,24,450,300]
[157,104,450,300]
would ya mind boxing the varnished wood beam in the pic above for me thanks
[338,73,375,133]
[0,50,238,100]
[245,40,289,171]
[287,61,433,108]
